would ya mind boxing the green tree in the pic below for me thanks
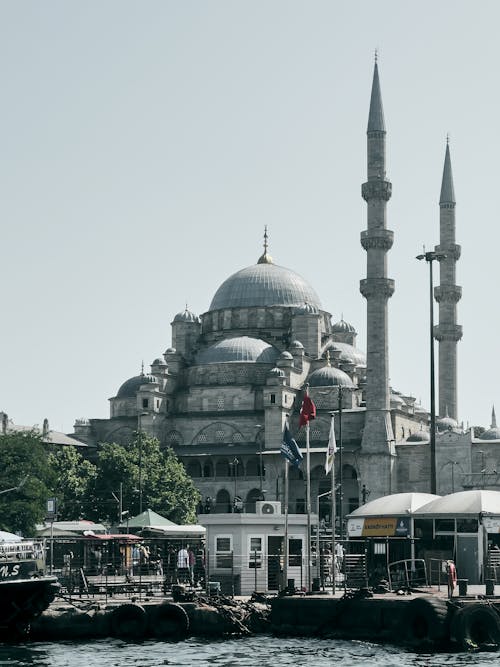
[47,446,97,520]
[90,433,200,524]
[0,430,54,535]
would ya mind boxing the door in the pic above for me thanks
[456,535,479,584]
[267,536,284,591]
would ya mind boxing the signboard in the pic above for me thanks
[483,517,500,533]
[347,516,411,537]
[46,497,57,520]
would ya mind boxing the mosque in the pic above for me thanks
[71,62,500,527]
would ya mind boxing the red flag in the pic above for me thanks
[299,393,316,427]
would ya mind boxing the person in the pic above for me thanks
[194,547,206,587]
[334,542,344,574]
[188,546,195,585]
[177,544,190,583]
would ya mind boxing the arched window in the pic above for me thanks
[203,460,214,478]
[246,457,260,477]
[216,459,230,477]
[186,461,202,478]
[215,489,231,513]
[246,488,263,513]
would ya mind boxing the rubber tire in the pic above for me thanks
[149,602,189,639]
[110,603,147,639]
[401,597,449,645]
[451,604,500,649]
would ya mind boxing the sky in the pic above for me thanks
[1,1,498,433]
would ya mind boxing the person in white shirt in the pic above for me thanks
[177,545,190,583]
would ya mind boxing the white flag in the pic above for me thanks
[325,415,337,474]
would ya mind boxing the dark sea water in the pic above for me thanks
[0,637,496,667]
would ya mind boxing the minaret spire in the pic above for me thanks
[434,138,462,420]
[359,60,396,499]
[492,406,497,429]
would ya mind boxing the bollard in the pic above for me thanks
[458,578,468,596]
[486,579,495,596]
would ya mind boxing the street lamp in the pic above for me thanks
[255,424,264,495]
[416,249,446,494]
[230,457,239,512]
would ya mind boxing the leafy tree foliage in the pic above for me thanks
[47,446,97,521]
[0,431,54,536]
[90,433,200,524]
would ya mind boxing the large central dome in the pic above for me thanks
[209,261,322,311]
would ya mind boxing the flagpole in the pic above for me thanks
[330,444,336,595]
[306,420,311,592]
[284,459,289,591]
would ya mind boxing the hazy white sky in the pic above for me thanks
[1,1,498,433]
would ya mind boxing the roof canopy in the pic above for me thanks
[347,492,441,518]
[120,509,206,537]
[414,490,500,517]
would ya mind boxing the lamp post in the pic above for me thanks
[230,457,239,512]
[478,450,486,489]
[416,249,446,495]
[255,424,264,495]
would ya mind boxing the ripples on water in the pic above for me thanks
[0,636,497,667]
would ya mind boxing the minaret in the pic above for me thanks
[434,139,462,420]
[359,58,396,497]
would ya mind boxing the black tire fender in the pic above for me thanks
[148,602,189,638]
[450,603,500,649]
[110,603,147,639]
[401,597,449,644]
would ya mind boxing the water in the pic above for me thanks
[0,637,496,667]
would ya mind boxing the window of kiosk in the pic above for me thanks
[457,518,478,533]
[288,538,302,567]
[435,519,455,534]
[215,536,233,568]
[248,536,262,568]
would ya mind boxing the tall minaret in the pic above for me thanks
[359,58,396,497]
[434,139,462,420]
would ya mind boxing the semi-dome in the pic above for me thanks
[116,374,157,398]
[406,431,429,443]
[327,342,366,367]
[173,308,199,323]
[195,337,280,365]
[308,366,354,388]
[208,261,322,311]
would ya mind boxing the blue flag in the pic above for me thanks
[281,423,303,467]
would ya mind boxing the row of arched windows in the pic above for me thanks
[185,457,264,479]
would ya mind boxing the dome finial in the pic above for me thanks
[141,360,144,377]
[257,226,273,264]
[326,349,331,367]
[374,48,378,64]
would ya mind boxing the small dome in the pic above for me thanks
[436,415,459,432]
[295,302,319,315]
[332,318,356,334]
[152,357,167,366]
[480,427,500,441]
[308,366,354,388]
[290,340,304,349]
[195,336,280,365]
[173,308,199,323]
[165,348,176,355]
[268,367,285,378]
[390,393,405,407]
[280,351,293,360]
[116,374,157,399]
[407,431,429,443]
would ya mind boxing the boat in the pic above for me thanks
[0,532,59,638]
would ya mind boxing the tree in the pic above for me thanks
[47,446,97,521]
[0,430,54,535]
[90,433,200,524]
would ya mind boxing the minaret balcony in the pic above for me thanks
[360,229,394,251]
[434,285,462,303]
[434,243,461,260]
[361,180,392,201]
[433,323,463,342]
[360,278,395,300]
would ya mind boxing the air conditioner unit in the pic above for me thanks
[256,501,281,516]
